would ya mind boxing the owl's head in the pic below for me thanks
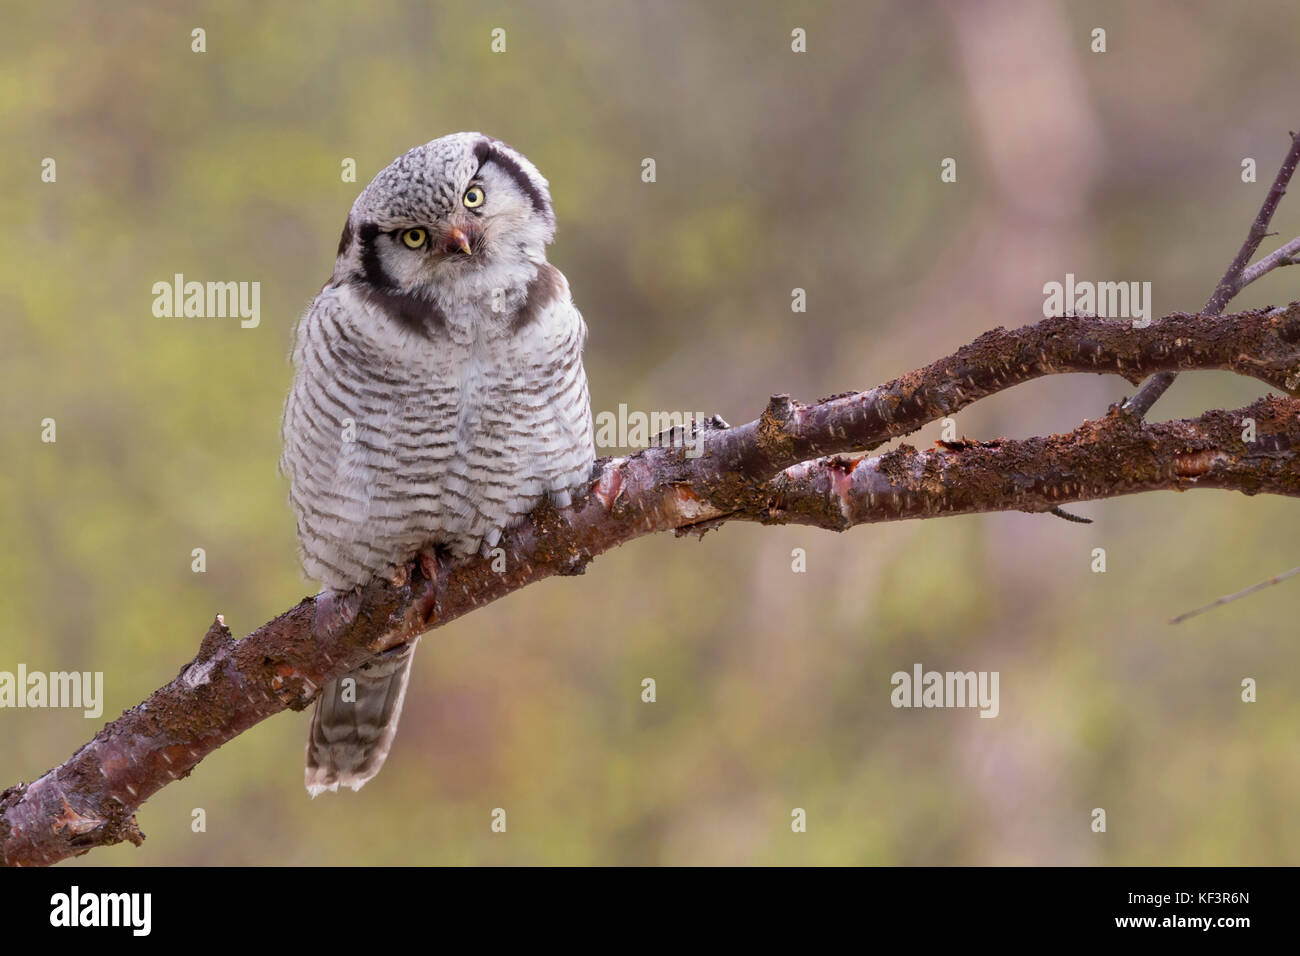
[333,132,556,302]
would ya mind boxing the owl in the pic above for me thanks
[281,133,595,796]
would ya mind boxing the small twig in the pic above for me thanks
[1202,132,1300,315]
[1047,506,1093,524]
[1125,131,1300,419]
[1239,235,1300,288]
[1169,564,1300,624]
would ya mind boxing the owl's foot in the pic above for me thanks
[388,549,440,588]
[417,547,441,583]
[313,587,362,640]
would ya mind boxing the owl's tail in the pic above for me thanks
[304,640,418,796]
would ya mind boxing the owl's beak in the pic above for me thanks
[441,225,474,257]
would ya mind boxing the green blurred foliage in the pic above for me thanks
[1,0,1298,864]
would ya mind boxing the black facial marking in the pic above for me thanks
[357,222,394,289]
[358,285,448,340]
[336,218,354,258]
[511,263,563,333]
[480,141,550,218]
[473,137,492,173]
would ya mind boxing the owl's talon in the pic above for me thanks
[389,563,410,588]
[418,548,440,583]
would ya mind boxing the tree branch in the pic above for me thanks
[733,395,1300,529]
[6,303,1300,866]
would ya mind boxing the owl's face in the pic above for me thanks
[334,132,556,305]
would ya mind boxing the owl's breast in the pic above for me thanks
[283,277,592,588]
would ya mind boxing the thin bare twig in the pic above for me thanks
[1170,564,1300,624]
[1239,234,1300,288]
[1125,131,1300,419]
[1047,505,1093,523]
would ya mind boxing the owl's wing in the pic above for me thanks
[533,270,595,474]
[281,288,384,587]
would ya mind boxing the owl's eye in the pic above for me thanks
[463,186,486,209]
[400,228,427,249]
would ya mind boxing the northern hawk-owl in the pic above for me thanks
[281,133,595,796]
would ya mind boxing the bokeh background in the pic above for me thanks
[2,0,1298,865]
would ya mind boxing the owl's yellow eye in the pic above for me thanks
[400,228,427,249]
[463,186,486,208]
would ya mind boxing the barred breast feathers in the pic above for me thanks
[282,262,593,589]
